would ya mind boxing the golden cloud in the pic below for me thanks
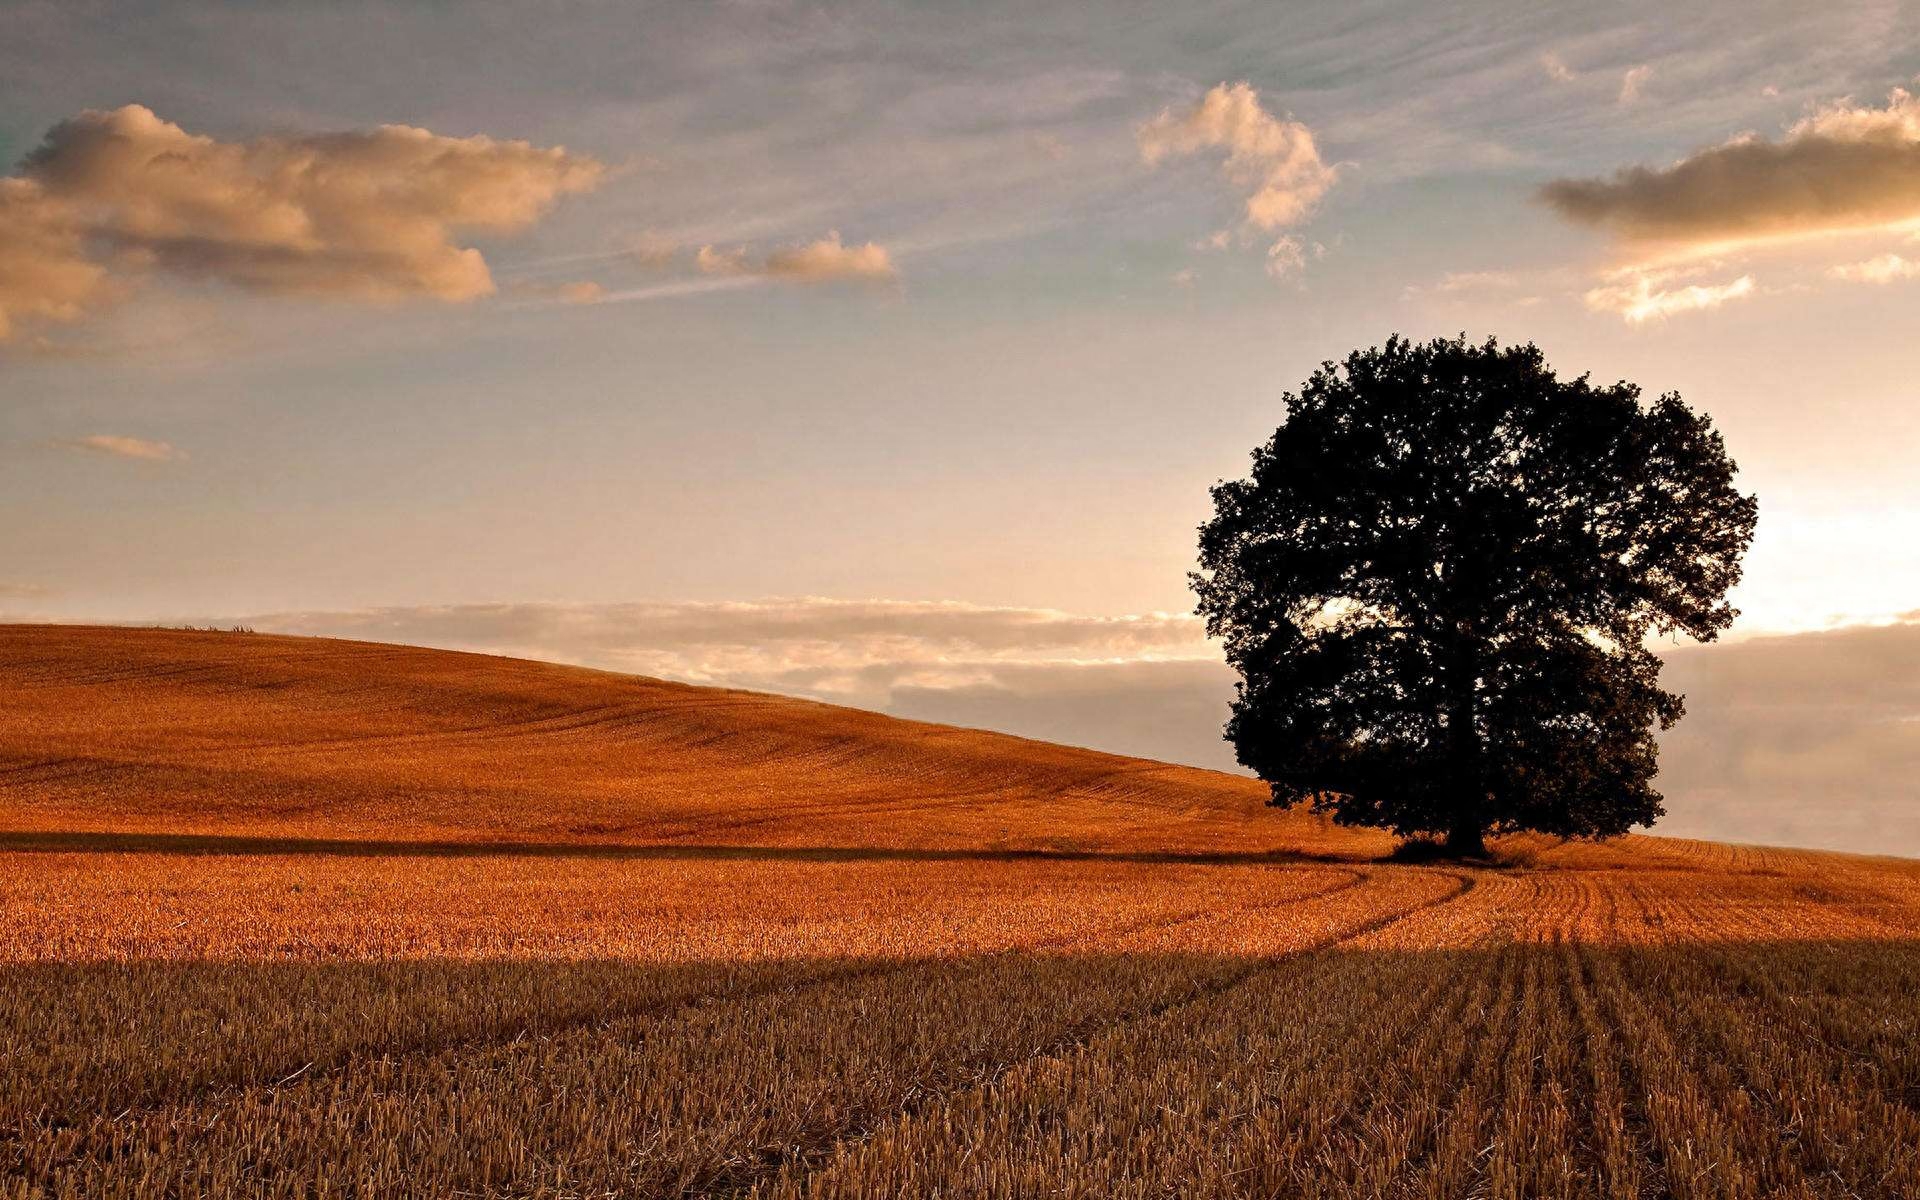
[1138,82,1336,278]
[0,179,109,340]
[695,232,896,283]
[0,105,602,339]
[1138,82,1337,231]
[1540,86,1920,256]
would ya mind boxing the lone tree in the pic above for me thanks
[1193,335,1757,857]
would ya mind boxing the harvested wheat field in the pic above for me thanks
[4,625,1920,1199]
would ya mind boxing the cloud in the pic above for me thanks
[1264,235,1306,279]
[1828,252,1920,283]
[0,582,53,600]
[1655,616,1920,856]
[764,231,896,281]
[511,278,607,305]
[622,231,680,268]
[1540,53,1577,84]
[1434,270,1519,293]
[555,280,606,304]
[0,178,111,340]
[1540,86,1920,258]
[1617,64,1652,106]
[1582,269,1756,322]
[223,598,1210,712]
[889,659,1243,772]
[0,104,602,339]
[1139,82,1337,231]
[696,232,896,283]
[62,434,183,461]
[589,276,761,307]
[694,244,750,275]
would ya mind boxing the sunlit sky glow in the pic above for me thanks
[3,1,1918,852]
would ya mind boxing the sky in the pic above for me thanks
[3,1,1918,855]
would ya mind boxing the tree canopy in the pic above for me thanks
[1193,335,1758,856]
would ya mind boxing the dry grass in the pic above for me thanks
[4,626,1920,1198]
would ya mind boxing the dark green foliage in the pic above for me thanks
[1193,336,1757,855]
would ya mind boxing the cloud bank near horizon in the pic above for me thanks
[103,597,1920,859]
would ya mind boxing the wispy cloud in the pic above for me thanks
[511,279,608,305]
[1582,269,1756,322]
[1617,64,1652,106]
[1264,235,1307,279]
[62,434,184,461]
[1434,270,1521,293]
[1828,252,1920,283]
[567,276,763,308]
[1540,52,1577,84]
[0,104,602,340]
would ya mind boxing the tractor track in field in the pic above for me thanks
[696,869,1479,1200]
[10,865,1374,1161]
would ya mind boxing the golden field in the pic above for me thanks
[4,625,1920,1198]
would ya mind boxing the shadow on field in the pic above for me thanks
[0,827,1351,866]
[11,935,1920,1184]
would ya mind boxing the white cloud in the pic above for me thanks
[0,104,602,339]
[1583,270,1756,322]
[1828,252,1920,283]
[1540,53,1577,84]
[62,434,184,461]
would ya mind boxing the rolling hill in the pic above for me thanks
[0,623,1386,857]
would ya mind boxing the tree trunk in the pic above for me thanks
[1445,812,1486,858]
[1446,636,1485,859]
